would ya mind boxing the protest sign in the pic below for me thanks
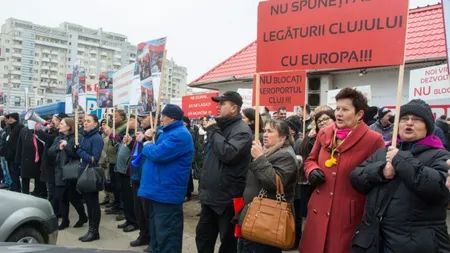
[133,37,166,111]
[113,63,134,105]
[237,88,253,109]
[252,70,306,111]
[182,92,219,118]
[409,64,450,102]
[257,0,408,72]
[327,85,372,109]
[97,72,114,108]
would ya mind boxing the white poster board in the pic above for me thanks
[327,85,372,109]
[113,63,134,105]
[409,64,450,101]
[237,88,253,109]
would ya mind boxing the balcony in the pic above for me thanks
[12,62,21,67]
[90,65,97,69]
[11,70,21,75]
[50,59,58,63]
[90,50,97,55]
[40,82,49,87]
[50,75,57,80]
[90,58,97,62]
[129,57,135,62]
[13,36,23,41]
[51,51,58,56]
[42,49,50,54]
[13,44,22,49]
[114,54,121,59]
[42,58,50,62]
[41,74,49,79]
[100,59,107,63]
[101,52,107,57]
[41,66,49,70]
[35,40,68,50]
[50,67,58,72]
[12,53,22,58]
[113,62,121,66]
[49,82,57,87]
[11,79,21,84]
[77,55,84,59]
[100,67,107,72]
[78,47,85,52]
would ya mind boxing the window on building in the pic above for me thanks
[14,97,21,106]
[5,48,10,53]
[47,99,52,104]
[69,42,71,45]
[29,77,31,80]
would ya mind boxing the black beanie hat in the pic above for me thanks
[400,99,434,136]
[285,115,301,133]
[378,107,391,120]
[162,104,184,121]
[9,113,19,122]
[183,116,190,125]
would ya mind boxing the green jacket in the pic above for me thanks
[105,120,127,164]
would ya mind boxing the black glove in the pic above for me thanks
[309,169,326,186]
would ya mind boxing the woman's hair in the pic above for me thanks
[314,105,333,114]
[335,87,368,113]
[264,119,295,146]
[242,108,263,132]
[314,110,336,132]
[62,118,75,134]
[87,114,99,126]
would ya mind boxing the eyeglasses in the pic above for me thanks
[317,116,331,125]
[399,116,424,123]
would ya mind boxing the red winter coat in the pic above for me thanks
[299,123,384,253]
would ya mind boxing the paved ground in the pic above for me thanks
[55,180,450,253]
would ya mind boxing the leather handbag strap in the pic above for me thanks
[275,174,287,202]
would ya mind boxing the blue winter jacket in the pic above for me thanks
[138,120,194,204]
[77,128,104,168]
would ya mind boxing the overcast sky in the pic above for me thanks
[0,0,440,83]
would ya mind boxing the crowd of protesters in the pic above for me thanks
[1,87,450,253]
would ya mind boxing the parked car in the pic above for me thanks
[0,190,58,244]
[0,243,138,252]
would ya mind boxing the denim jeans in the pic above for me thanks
[0,157,11,186]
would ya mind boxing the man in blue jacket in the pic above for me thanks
[138,104,194,253]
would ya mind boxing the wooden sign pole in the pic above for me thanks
[75,108,79,145]
[112,108,116,138]
[134,109,138,133]
[254,73,261,142]
[303,76,309,139]
[390,64,405,148]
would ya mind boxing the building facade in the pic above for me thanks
[0,18,137,113]
[160,58,188,107]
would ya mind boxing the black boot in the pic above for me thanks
[58,220,70,230]
[78,229,90,241]
[81,227,100,242]
[74,215,88,228]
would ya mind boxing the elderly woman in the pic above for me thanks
[240,119,298,253]
[300,88,385,253]
[350,99,450,253]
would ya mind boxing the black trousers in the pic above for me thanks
[196,204,237,253]
[83,192,101,230]
[120,174,137,226]
[109,164,121,207]
[186,170,194,198]
[47,183,60,216]
[58,183,86,222]
[132,183,150,242]
[21,178,46,197]
[7,160,21,192]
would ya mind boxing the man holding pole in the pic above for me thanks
[138,104,194,253]
[196,91,253,253]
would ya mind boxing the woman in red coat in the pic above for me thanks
[299,88,385,253]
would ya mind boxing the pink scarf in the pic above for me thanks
[336,128,352,140]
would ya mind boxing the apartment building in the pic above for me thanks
[0,18,137,113]
[160,58,188,107]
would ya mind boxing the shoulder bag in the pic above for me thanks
[241,174,296,249]
[60,150,81,181]
[76,163,105,193]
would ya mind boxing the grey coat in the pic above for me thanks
[242,144,299,205]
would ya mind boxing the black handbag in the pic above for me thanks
[351,180,401,253]
[60,150,81,181]
[76,164,105,193]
